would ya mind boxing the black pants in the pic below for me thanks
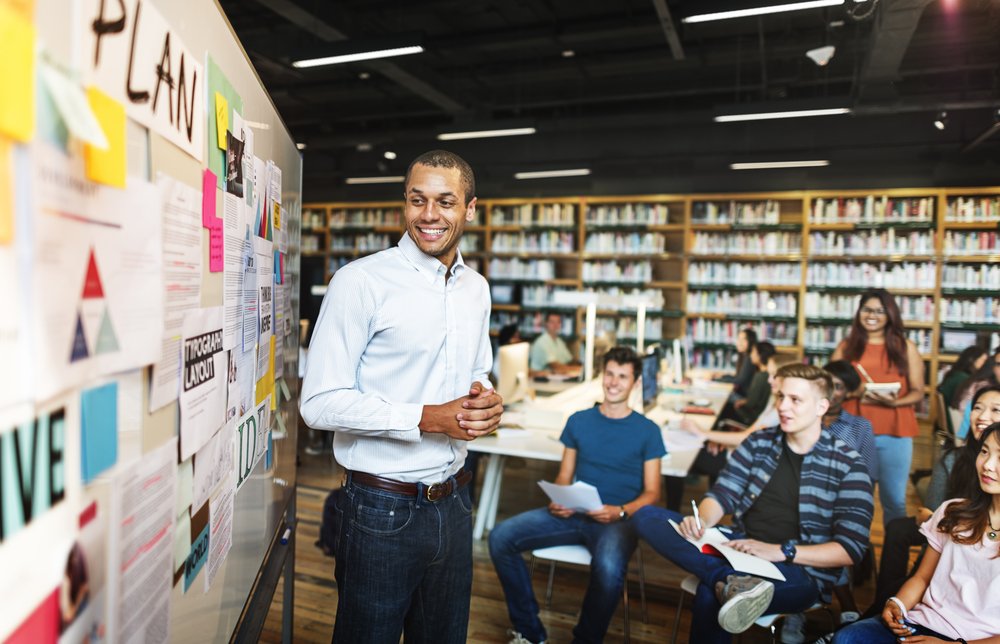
[863,516,927,618]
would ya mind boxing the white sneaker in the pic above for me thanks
[507,629,545,644]
[780,612,807,644]
[715,574,775,634]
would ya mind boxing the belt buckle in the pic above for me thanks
[425,481,449,502]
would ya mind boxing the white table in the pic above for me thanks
[468,383,731,540]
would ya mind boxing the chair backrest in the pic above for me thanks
[936,391,951,436]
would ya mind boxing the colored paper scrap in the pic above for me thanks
[39,61,108,148]
[272,201,280,229]
[209,220,223,272]
[0,5,36,142]
[202,169,217,227]
[83,87,126,188]
[214,92,228,150]
[184,521,210,592]
[81,381,118,482]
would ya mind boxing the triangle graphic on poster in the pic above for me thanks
[70,311,90,362]
[95,307,119,354]
[81,247,105,299]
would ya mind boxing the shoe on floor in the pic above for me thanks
[715,574,775,634]
[304,444,325,455]
[507,629,545,644]
[780,612,807,644]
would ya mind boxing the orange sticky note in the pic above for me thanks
[0,5,36,142]
[0,138,12,244]
[214,92,228,150]
[84,87,126,188]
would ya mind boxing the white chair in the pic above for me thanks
[530,544,647,642]
[670,574,833,644]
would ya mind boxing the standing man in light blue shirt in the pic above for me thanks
[529,312,578,374]
[301,150,504,644]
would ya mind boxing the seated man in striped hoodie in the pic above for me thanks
[633,363,874,644]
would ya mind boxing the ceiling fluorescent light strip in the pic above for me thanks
[345,176,405,184]
[437,127,537,141]
[293,45,424,68]
[715,107,851,122]
[514,169,591,179]
[731,160,830,170]
[684,0,843,23]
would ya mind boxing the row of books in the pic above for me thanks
[810,196,935,223]
[459,236,481,253]
[302,235,322,253]
[520,285,666,311]
[939,298,1000,325]
[942,231,1000,255]
[582,260,653,283]
[804,293,935,321]
[491,203,577,227]
[491,232,577,254]
[595,316,663,341]
[691,200,783,225]
[691,232,802,255]
[809,230,935,256]
[941,264,1000,290]
[688,262,801,286]
[687,291,798,317]
[330,233,394,251]
[691,348,736,370]
[687,318,797,347]
[489,311,574,337]
[945,196,1000,222]
[585,203,674,226]
[583,232,667,254]
[302,209,326,230]
[329,208,402,228]
[488,258,556,281]
[806,261,935,288]
[802,326,933,354]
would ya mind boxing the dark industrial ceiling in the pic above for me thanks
[221,0,1000,201]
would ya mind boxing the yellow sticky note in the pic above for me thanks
[84,87,126,188]
[268,337,277,410]
[0,138,12,244]
[0,5,36,142]
[272,201,280,229]
[214,92,228,150]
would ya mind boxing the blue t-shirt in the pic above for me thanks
[559,407,667,506]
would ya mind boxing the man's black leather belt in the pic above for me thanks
[348,469,472,502]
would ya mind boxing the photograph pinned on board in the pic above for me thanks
[225,130,245,198]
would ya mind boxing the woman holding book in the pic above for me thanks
[833,422,1000,644]
[832,289,924,525]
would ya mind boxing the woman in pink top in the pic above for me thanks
[833,422,1000,644]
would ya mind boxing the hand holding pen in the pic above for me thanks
[679,499,706,540]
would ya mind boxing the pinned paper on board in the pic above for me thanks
[39,61,108,149]
[0,4,36,142]
[83,87,126,188]
[81,381,118,483]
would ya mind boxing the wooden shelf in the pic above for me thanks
[942,220,1000,229]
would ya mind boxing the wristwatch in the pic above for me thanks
[780,540,797,564]
[619,506,629,521]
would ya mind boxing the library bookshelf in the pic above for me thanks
[304,187,1000,422]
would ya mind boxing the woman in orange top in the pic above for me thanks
[832,289,924,526]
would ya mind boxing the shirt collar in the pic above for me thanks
[397,232,466,282]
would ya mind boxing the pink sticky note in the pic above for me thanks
[209,220,224,272]
[202,169,217,228]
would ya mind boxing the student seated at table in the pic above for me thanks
[664,350,795,511]
[529,312,580,377]
[715,327,759,401]
[489,346,665,644]
[633,364,874,644]
[833,421,1000,644]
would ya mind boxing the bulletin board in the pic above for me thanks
[0,0,301,642]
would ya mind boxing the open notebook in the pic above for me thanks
[668,520,786,581]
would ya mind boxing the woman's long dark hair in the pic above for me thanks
[946,386,1000,499]
[951,345,988,377]
[734,328,758,374]
[840,289,909,377]
[954,348,1000,409]
[938,422,1000,556]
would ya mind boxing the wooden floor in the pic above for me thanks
[261,428,934,643]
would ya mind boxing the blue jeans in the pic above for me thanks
[488,507,638,644]
[331,474,473,644]
[875,435,912,525]
[833,616,951,643]
[633,507,821,644]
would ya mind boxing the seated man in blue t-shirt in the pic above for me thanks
[489,346,665,644]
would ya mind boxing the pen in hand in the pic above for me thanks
[692,499,702,531]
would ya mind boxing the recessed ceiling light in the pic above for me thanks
[359,72,371,80]
[345,176,405,184]
[514,168,591,179]
[715,107,851,122]
[296,142,306,150]
[383,150,397,160]
[292,45,424,68]
[730,160,830,170]
[684,0,843,23]
[437,127,536,141]
[562,50,575,58]
[356,142,373,152]
[933,111,948,130]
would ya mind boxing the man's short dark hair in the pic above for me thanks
[603,346,642,377]
[498,323,520,346]
[823,360,861,393]
[405,150,476,205]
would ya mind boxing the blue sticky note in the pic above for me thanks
[80,382,118,483]
[184,523,210,592]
